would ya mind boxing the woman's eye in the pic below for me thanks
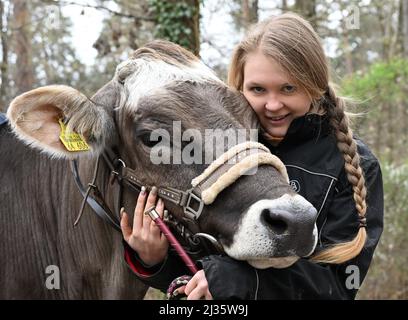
[251,86,265,93]
[282,85,296,93]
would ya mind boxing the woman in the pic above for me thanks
[120,12,383,299]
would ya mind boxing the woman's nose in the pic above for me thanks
[265,95,283,111]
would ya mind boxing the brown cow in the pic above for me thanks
[0,40,317,299]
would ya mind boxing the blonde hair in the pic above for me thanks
[228,12,367,264]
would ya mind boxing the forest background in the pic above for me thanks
[1,0,407,299]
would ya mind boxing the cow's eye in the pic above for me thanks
[140,133,162,148]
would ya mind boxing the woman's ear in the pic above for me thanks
[7,85,115,159]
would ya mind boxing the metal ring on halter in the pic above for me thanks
[117,159,126,168]
[192,232,224,254]
[111,158,126,177]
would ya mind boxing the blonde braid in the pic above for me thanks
[311,86,368,264]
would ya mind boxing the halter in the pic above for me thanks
[71,141,289,253]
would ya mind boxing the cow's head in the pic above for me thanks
[7,40,317,268]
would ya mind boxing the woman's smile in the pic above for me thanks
[265,113,291,126]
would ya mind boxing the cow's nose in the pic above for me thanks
[261,208,291,235]
[259,199,318,257]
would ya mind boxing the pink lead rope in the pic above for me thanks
[144,206,199,275]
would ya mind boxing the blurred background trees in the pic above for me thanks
[0,0,407,299]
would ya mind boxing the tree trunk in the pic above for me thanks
[190,0,200,57]
[396,0,403,57]
[386,1,399,60]
[295,0,316,28]
[374,101,383,157]
[403,0,408,57]
[386,102,395,163]
[242,0,258,28]
[374,1,396,61]
[341,29,354,75]
[12,0,34,94]
[282,0,288,11]
[0,1,9,112]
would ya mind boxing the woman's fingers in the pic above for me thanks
[185,270,213,300]
[133,186,147,232]
[173,285,186,297]
[143,186,158,231]
[145,186,158,210]
[184,272,198,296]
[120,207,131,241]
[150,198,164,236]
[186,287,207,300]
[161,210,169,241]
[120,186,169,265]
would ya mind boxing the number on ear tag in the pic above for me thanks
[59,119,90,152]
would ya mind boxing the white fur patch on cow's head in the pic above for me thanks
[115,57,223,113]
[223,194,318,269]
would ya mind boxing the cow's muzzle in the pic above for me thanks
[223,194,318,269]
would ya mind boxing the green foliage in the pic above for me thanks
[358,161,408,299]
[341,58,408,109]
[340,59,408,164]
[148,0,199,51]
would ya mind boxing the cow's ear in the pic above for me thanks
[7,85,114,159]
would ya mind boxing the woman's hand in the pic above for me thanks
[120,186,169,266]
[177,270,213,300]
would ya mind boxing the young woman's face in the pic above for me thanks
[243,50,312,141]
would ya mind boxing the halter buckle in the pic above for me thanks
[184,191,204,220]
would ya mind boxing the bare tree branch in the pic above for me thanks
[0,0,9,112]
[40,0,155,21]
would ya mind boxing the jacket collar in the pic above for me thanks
[260,113,332,148]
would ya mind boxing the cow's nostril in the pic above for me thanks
[261,209,288,234]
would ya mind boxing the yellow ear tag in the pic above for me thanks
[58,119,90,152]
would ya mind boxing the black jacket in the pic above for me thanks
[124,113,384,300]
